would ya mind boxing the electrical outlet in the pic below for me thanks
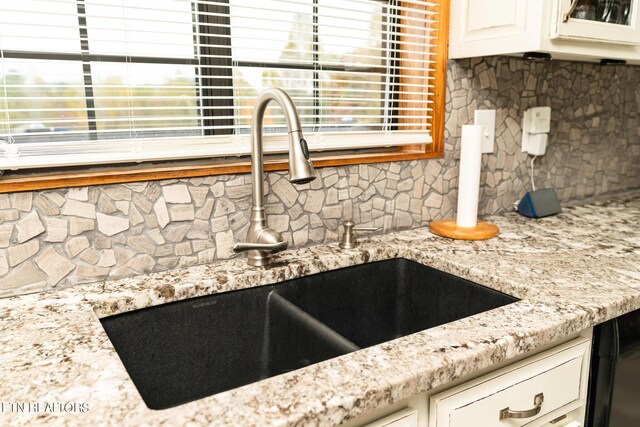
[526,107,551,133]
[522,107,551,156]
[474,110,495,154]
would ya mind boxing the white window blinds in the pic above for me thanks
[0,0,439,170]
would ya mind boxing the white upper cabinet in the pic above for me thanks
[552,0,640,44]
[449,0,640,64]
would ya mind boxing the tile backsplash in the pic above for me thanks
[1,56,639,298]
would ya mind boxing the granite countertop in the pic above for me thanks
[1,192,639,426]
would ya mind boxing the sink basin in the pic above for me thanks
[100,258,518,409]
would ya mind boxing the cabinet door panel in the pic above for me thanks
[449,0,544,59]
[459,0,529,41]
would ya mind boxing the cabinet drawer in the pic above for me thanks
[430,339,590,427]
[364,408,418,427]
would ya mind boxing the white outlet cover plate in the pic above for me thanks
[474,110,496,154]
[522,106,551,155]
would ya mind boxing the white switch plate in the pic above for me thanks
[474,110,495,154]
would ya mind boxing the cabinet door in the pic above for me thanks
[455,0,529,40]
[448,0,543,58]
[552,0,640,45]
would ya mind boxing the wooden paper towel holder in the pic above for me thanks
[429,219,499,240]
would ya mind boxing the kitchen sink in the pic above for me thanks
[100,258,518,409]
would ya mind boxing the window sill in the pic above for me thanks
[0,145,443,193]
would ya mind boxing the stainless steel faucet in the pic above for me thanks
[232,88,316,266]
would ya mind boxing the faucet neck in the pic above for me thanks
[249,88,303,209]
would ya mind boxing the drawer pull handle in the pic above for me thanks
[499,393,544,420]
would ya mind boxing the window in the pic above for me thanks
[0,0,447,180]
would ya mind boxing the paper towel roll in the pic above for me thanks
[456,125,483,228]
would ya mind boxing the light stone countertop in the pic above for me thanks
[1,192,639,426]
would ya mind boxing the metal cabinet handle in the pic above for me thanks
[562,0,579,22]
[499,393,544,420]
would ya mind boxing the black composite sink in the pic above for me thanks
[100,258,518,409]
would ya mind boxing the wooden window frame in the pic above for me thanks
[0,0,449,194]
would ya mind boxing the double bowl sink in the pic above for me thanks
[100,258,518,409]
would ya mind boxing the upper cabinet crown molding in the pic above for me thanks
[449,0,640,64]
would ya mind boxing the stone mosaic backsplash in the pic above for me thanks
[0,56,638,297]
[0,162,448,297]
[457,57,640,213]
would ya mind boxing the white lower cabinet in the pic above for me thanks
[428,338,591,427]
[352,336,591,427]
[363,408,419,427]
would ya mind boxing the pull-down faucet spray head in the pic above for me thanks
[288,130,315,185]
